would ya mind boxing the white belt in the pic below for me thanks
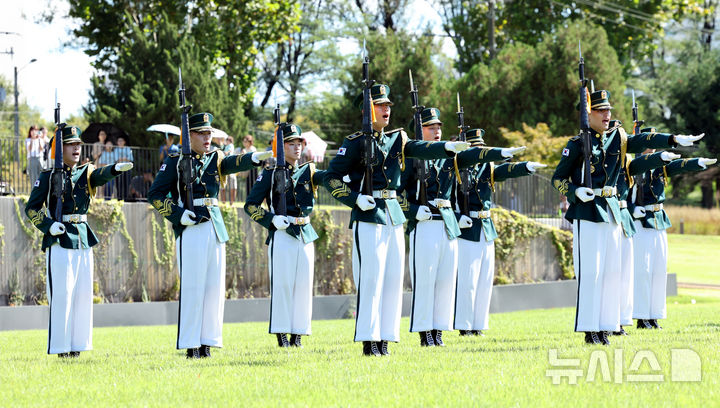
[430,199,452,208]
[62,214,87,223]
[193,198,219,207]
[286,216,310,226]
[372,190,397,199]
[469,210,491,219]
[644,203,664,212]
[618,200,627,209]
[592,186,617,197]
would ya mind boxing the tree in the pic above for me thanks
[500,123,569,165]
[446,20,628,146]
[85,14,246,148]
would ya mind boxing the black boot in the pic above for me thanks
[637,319,653,329]
[57,353,69,358]
[69,351,80,358]
[612,327,628,336]
[600,331,611,345]
[276,333,290,347]
[186,348,200,359]
[379,340,389,356]
[459,330,469,336]
[199,345,212,358]
[419,331,435,347]
[472,330,485,337]
[650,319,663,329]
[432,330,445,347]
[584,332,601,345]
[289,334,303,348]
[362,341,381,356]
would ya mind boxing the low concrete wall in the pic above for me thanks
[0,275,677,331]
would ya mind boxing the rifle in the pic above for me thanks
[408,70,428,206]
[49,90,66,222]
[577,42,593,188]
[456,92,470,216]
[361,39,376,196]
[631,89,645,205]
[272,104,288,216]
[177,68,195,214]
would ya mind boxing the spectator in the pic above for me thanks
[115,136,134,200]
[98,140,117,199]
[25,125,45,186]
[159,134,179,162]
[39,127,50,169]
[92,130,108,162]
[127,170,154,202]
[237,134,258,199]
[223,136,237,204]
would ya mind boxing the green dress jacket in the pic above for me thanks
[25,163,120,251]
[245,162,326,244]
[147,150,257,242]
[323,128,454,228]
[458,161,533,242]
[634,157,705,230]
[398,147,505,239]
[551,124,675,224]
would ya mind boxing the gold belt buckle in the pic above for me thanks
[381,190,390,199]
[70,214,79,223]
[602,187,611,197]
[203,198,213,206]
[653,204,661,212]
[295,217,306,226]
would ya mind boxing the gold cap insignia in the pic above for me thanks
[71,127,77,135]
[203,113,209,123]
[291,125,297,134]
[601,90,607,99]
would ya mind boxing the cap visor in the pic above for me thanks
[189,125,215,132]
[373,98,393,106]
[591,103,613,110]
[422,119,442,126]
[283,135,305,142]
[63,137,83,144]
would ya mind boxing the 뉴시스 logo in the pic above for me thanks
[546,348,701,385]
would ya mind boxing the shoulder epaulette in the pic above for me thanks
[346,131,362,140]
[569,135,581,142]
[385,128,404,135]
[168,153,180,158]
[607,122,623,133]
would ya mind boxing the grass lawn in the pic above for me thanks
[667,234,720,285]
[1,295,719,407]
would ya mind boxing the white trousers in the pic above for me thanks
[175,221,226,349]
[573,217,622,332]
[268,230,314,335]
[619,233,634,326]
[351,219,405,342]
[408,220,458,332]
[632,222,668,320]
[46,244,94,354]
[454,233,495,331]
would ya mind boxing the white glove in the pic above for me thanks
[526,162,547,172]
[444,141,470,153]
[660,152,681,162]
[49,222,66,236]
[180,210,198,226]
[698,158,717,168]
[251,151,273,164]
[458,215,473,229]
[673,133,704,147]
[272,215,290,230]
[501,146,527,158]
[114,162,134,172]
[356,195,376,211]
[575,187,595,203]
[633,207,646,219]
[415,205,432,221]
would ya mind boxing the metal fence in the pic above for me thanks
[0,137,564,219]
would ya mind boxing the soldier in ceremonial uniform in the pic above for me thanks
[551,90,703,345]
[398,108,527,347]
[147,112,271,358]
[245,124,326,348]
[631,132,716,329]
[611,121,682,335]
[452,129,545,337]
[323,84,470,356]
[25,126,133,357]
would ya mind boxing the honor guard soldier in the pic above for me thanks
[398,108,526,347]
[611,121,682,336]
[25,125,133,357]
[147,112,271,358]
[452,129,544,337]
[245,124,326,348]
[551,90,703,345]
[323,84,470,356]
[631,130,717,330]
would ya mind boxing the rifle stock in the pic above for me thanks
[409,70,428,205]
[361,44,375,197]
[578,42,593,189]
[50,96,66,222]
[178,68,195,214]
[631,89,645,205]
[273,104,288,216]
[456,93,470,216]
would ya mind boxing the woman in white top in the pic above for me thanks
[25,125,45,186]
